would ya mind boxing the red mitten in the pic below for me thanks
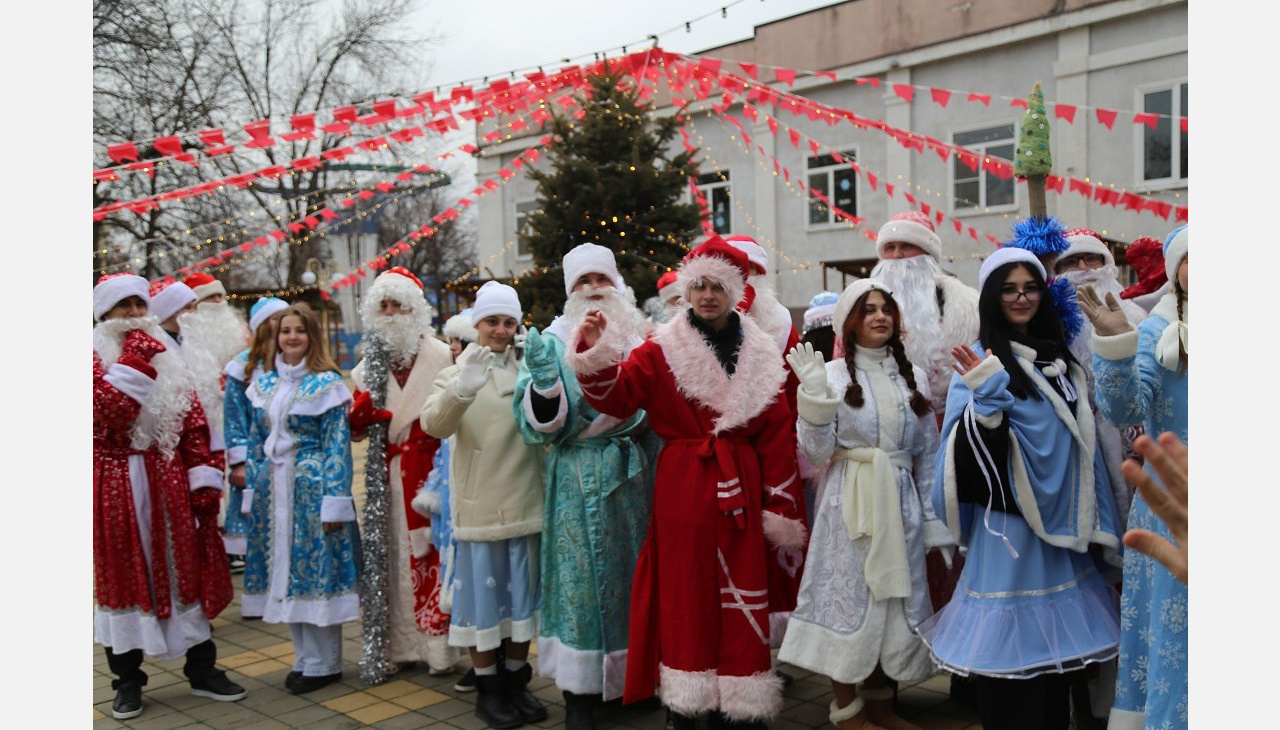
[121,329,167,363]
[190,487,222,527]
[350,390,393,430]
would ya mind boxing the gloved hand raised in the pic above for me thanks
[522,327,560,390]
[454,342,495,397]
[786,342,828,397]
[121,329,167,363]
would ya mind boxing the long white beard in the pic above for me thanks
[178,303,249,428]
[871,255,948,369]
[366,309,431,369]
[1061,265,1130,378]
[746,275,789,341]
[94,316,195,459]
[563,286,646,347]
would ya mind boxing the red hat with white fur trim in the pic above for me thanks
[93,273,150,322]
[876,210,942,260]
[676,234,752,308]
[1060,227,1115,268]
[724,235,769,275]
[656,270,680,302]
[359,266,431,326]
[148,278,197,323]
[183,271,226,301]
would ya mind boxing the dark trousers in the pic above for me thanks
[105,639,217,689]
[974,673,1071,730]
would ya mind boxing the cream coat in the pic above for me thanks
[420,346,544,541]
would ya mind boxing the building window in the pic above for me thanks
[807,150,858,226]
[515,200,538,258]
[695,170,732,234]
[1140,82,1188,183]
[953,123,1016,212]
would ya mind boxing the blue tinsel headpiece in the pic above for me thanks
[1005,216,1069,256]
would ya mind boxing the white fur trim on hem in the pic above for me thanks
[187,465,223,492]
[94,602,212,661]
[523,380,569,433]
[451,519,543,542]
[659,664,719,716]
[448,613,540,651]
[1091,329,1139,361]
[223,535,247,554]
[1107,707,1145,730]
[535,636,629,700]
[320,496,356,522]
[761,511,807,550]
[719,671,784,721]
[960,353,1004,390]
[242,591,360,627]
[105,362,157,404]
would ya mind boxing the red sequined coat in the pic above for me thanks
[93,350,227,659]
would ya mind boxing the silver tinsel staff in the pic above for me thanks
[358,332,395,685]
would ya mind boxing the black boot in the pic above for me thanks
[474,672,524,729]
[709,710,768,730]
[105,646,148,720]
[665,708,699,730]
[562,690,599,730]
[503,663,548,723]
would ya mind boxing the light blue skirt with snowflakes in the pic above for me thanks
[448,535,541,652]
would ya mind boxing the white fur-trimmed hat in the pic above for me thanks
[978,247,1047,292]
[1163,225,1187,284]
[183,271,227,301]
[725,235,769,275]
[876,210,942,260]
[148,278,197,323]
[471,281,522,324]
[444,308,479,343]
[93,273,150,322]
[562,242,624,296]
[1060,227,1114,268]
[360,266,433,326]
[249,297,290,333]
[656,270,681,303]
[803,291,839,333]
[834,279,894,334]
[675,234,752,309]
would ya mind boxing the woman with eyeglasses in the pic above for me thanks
[921,247,1124,730]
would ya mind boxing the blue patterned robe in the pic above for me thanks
[243,360,361,625]
[513,321,654,700]
[221,349,254,555]
[1094,293,1188,730]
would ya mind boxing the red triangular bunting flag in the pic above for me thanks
[788,128,801,149]
[930,88,951,107]
[1054,104,1077,124]
[967,92,991,106]
[739,62,757,79]
[1010,98,1028,109]
[1133,112,1159,130]
[892,84,914,103]
[774,68,796,86]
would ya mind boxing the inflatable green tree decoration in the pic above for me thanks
[1016,82,1052,218]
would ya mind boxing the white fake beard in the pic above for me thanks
[367,307,431,369]
[1061,264,1127,368]
[870,255,948,370]
[178,303,250,427]
[746,275,788,339]
[94,316,195,459]
[564,285,646,346]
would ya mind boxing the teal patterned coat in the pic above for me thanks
[242,359,361,626]
[513,321,655,700]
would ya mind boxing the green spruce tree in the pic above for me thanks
[1015,81,1053,218]
[521,66,704,328]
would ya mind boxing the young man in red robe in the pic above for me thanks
[565,236,807,730]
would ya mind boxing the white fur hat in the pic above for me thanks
[876,211,942,260]
[360,266,433,327]
[1060,228,1115,268]
[978,247,1047,292]
[93,273,150,322]
[148,279,197,323]
[1163,225,1187,284]
[803,291,839,333]
[444,308,479,343]
[562,242,624,296]
[249,297,290,333]
[471,281,522,324]
[675,235,751,310]
[834,279,894,334]
[725,235,769,274]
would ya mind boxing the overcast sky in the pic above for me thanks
[412,0,842,91]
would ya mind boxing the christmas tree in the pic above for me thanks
[1015,82,1053,218]
[521,66,704,327]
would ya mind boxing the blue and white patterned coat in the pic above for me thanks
[242,358,361,626]
[221,349,254,554]
[1093,292,1188,730]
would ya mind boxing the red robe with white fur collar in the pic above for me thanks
[568,312,806,722]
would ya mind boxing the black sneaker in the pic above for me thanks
[285,671,302,691]
[288,672,342,695]
[112,681,144,720]
[454,667,477,692]
[228,555,246,573]
[190,668,247,701]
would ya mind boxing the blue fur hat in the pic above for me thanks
[1004,216,1069,257]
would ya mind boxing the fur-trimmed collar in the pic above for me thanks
[652,308,786,434]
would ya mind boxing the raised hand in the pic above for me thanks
[523,327,560,389]
[120,329,167,363]
[579,309,608,349]
[950,346,993,377]
[785,342,828,396]
[1077,284,1135,337]
[455,342,495,397]
[1122,432,1188,585]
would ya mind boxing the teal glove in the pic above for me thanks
[523,327,561,390]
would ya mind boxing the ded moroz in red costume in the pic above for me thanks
[566,237,807,723]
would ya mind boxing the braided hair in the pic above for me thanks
[840,290,931,416]
[1175,279,1188,373]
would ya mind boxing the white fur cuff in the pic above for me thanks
[922,519,956,549]
[761,511,807,550]
[658,664,718,716]
[227,445,248,466]
[1091,329,1140,361]
[719,671,783,721]
[321,496,356,522]
[830,697,865,725]
[797,386,840,426]
[564,324,626,377]
[960,353,1004,390]
[412,488,441,517]
[104,362,157,404]
[973,407,1004,428]
[187,465,224,492]
[409,526,433,558]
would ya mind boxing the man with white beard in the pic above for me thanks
[349,267,459,675]
[642,270,684,330]
[178,273,251,447]
[869,211,979,414]
[513,243,654,730]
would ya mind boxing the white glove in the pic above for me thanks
[786,342,828,397]
[1078,284,1135,337]
[935,545,954,571]
[455,343,495,397]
